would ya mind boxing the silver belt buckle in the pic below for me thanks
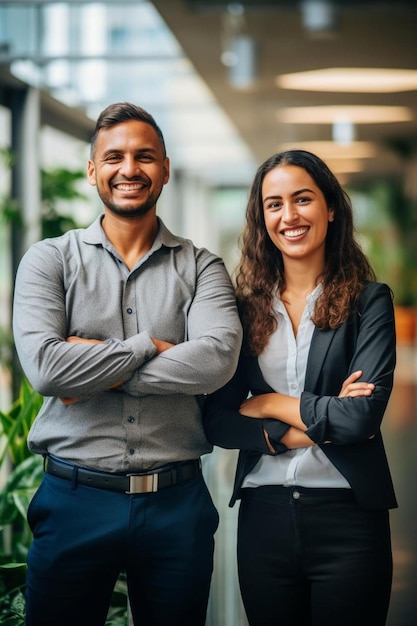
[127,473,158,494]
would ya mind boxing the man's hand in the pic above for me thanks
[66,336,104,345]
[60,336,121,404]
[151,337,175,354]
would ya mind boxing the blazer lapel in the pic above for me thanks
[304,327,336,392]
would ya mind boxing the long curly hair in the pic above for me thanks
[235,150,376,355]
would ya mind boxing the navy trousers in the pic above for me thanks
[25,470,219,626]
[237,486,393,626]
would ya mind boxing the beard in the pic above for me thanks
[96,182,164,219]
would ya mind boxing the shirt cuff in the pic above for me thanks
[111,332,157,366]
[263,420,290,454]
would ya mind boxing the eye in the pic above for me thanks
[265,200,282,211]
[104,154,122,163]
[137,154,155,162]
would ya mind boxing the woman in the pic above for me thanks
[204,150,397,626]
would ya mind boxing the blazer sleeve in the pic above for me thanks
[301,282,396,445]
[203,351,289,454]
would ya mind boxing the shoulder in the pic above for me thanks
[358,281,393,308]
[159,218,226,268]
[17,223,96,278]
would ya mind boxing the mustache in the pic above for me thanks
[111,175,150,185]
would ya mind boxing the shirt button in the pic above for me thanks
[126,307,133,314]
[291,383,297,390]
[129,448,135,455]
[292,490,301,500]
[127,417,135,423]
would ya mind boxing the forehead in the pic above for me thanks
[262,164,317,192]
[94,119,163,154]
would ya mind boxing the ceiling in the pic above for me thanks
[151,0,417,185]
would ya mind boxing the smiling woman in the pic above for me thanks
[262,164,334,274]
[204,148,397,626]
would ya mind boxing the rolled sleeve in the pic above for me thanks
[300,283,395,445]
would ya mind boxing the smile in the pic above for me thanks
[282,227,309,238]
[113,183,146,191]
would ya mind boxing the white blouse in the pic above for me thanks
[242,285,350,489]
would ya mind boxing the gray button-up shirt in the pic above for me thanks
[13,216,242,472]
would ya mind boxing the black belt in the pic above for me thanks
[45,455,201,494]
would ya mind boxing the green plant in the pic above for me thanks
[0,380,43,625]
[0,380,129,625]
[352,179,417,306]
[41,167,87,239]
[0,563,26,625]
[382,182,417,306]
[0,379,43,468]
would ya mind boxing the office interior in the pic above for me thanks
[0,1,416,624]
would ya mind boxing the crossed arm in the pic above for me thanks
[238,371,375,452]
[61,335,175,404]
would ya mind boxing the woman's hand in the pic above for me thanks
[280,426,315,449]
[240,393,305,431]
[239,393,274,418]
[338,370,374,398]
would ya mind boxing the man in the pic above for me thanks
[13,102,242,626]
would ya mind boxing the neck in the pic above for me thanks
[282,257,323,297]
[102,210,159,270]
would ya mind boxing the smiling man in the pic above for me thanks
[13,102,242,626]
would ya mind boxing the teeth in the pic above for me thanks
[115,183,144,191]
[284,228,308,237]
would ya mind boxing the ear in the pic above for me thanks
[87,160,97,187]
[163,157,170,185]
[328,208,335,222]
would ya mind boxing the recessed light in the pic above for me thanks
[277,105,413,124]
[326,158,364,174]
[276,68,417,93]
[277,141,377,159]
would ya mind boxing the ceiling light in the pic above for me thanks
[227,35,258,90]
[300,0,338,35]
[220,4,257,90]
[325,158,365,174]
[277,105,413,124]
[277,141,377,160]
[276,68,417,93]
[332,118,355,145]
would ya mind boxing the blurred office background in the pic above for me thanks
[0,1,416,624]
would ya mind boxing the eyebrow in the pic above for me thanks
[101,146,159,157]
[263,187,316,204]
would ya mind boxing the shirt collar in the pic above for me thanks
[81,214,182,251]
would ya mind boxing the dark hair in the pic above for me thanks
[90,102,166,158]
[236,149,376,355]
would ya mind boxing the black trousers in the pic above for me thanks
[237,486,393,626]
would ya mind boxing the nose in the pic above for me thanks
[119,156,140,178]
[281,201,298,223]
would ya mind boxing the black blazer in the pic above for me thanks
[204,282,397,511]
